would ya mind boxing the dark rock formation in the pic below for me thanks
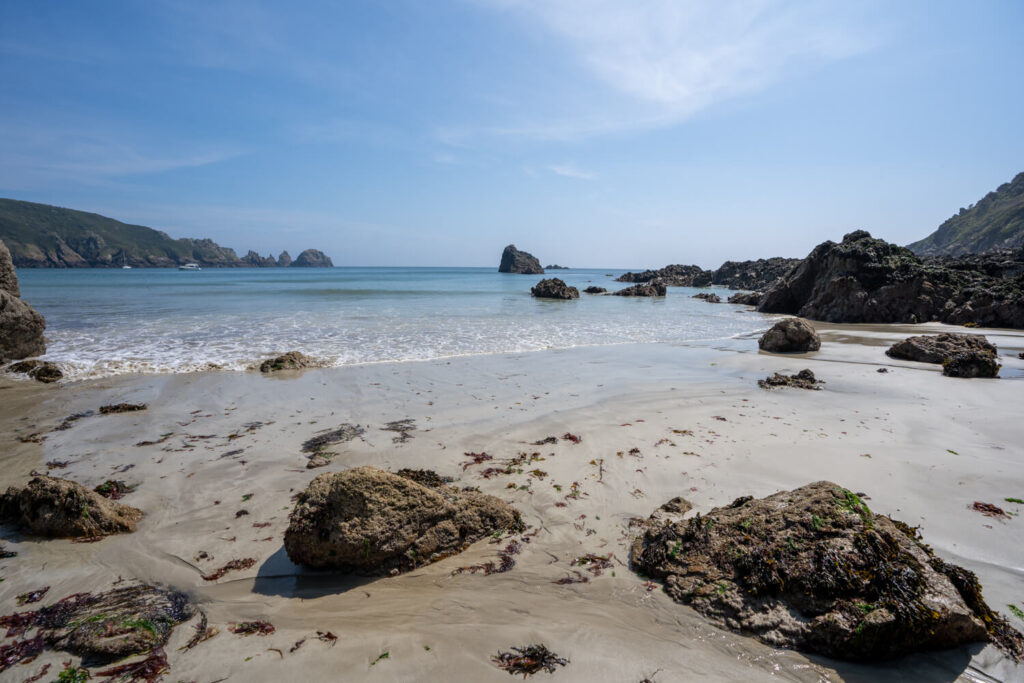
[259,351,317,372]
[886,333,997,364]
[0,476,143,537]
[6,359,62,383]
[277,250,293,267]
[284,466,523,573]
[614,281,667,297]
[242,250,278,267]
[758,369,823,390]
[693,292,722,303]
[292,249,334,267]
[583,286,607,294]
[545,264,570,270]
[943,351,1000,378]
[758,231,1024,328]
[617,264,705,286]
[531,278,579,300]
[0,239,46,361]
[632,481,1023,661]
[704,258,803,291]
[758,319,821,353]
[728,291,761,306]
[499,245,544,274]
[909,171,1024,256]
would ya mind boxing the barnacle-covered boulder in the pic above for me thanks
[0,476,143,537]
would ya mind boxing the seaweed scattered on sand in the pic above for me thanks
[453,540,522,576]
[553,571,589,585]
[94,480,133,500]
[561,433,581,444]
[533,436,558,445]
[492,644,568,676]
[301,424,364,453]
[0,634,43,671]
[382,419,416,443]
[100,403,147,415]
[16,587,48,605]
[94,647,168,681]
[462,452,493,470]
[53,411,95,431]
[180,612,217,650]
[972,501,1009,519]
[135,433,173,447]
[201,558,257,581]
[0,544,15,559]
[396,469,453,488]
[229,621,275,636]
[572,554,614,576]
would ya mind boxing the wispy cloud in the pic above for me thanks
[548,163,598,180]
[453,0,876,142]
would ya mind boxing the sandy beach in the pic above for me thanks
[1,322,1023,682]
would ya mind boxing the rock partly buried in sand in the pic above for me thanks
[614,280,667,297]
[0,584,196,665]
[0,476,143,537]
[692,292,722,303]
[728,291,761,306]
[285,466,524,573]
[758,368,823,390]
[499,244,544,274]
[531,278,579,300]
[632,481,1024,661]
[758,318,820,353]
[886,333,997,364]
[259,350,317,372]
[583,286,607,294]
[6,359,62,383]
[942,350,1000,378]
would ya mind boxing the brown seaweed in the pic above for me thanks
[201,558,257,581]
[493,644,568,676]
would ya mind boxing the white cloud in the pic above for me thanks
[548,163,598,180]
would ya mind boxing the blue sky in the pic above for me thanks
[1,0,1022,267]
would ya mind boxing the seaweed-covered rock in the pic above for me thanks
[614,280,667,297]
[758,319,820,353]
[616,264,706,286]
[284,466,523,573]
[583,286,607,294]
[259,351,317,372]
[0,476,143,537]
[0,585,195,665]
[530,278,579,300]
[693,292,722,303]
[942,350,1000,378]
[632,482,1023,661]
[499,245,544,274]
[758,369,823,390]
[728,291,761,306]
[886,333,996,364]
[6,359,62,383]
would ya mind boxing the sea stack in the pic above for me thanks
[498,244,544,274]
[0,238,46,361]
[277,250,293,267]
[292,249,334,267]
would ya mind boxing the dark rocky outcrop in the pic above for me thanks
[701,258,803,291]
[545,264,570,270]
[531,278,579,300]
[284,466,523,573]
[242,250,278,267]
[758,319,821,353]
[292,249,334,267]
[499,245,544,274]
[614,281,667,297]
[0,476,143,537]
[0,239,46,361]
[259,351,318,372]
[758,231,1024,328]
[942,351,1000,378]
[758,368,823,390]
[728,291,761,306]
[277,250,293,267]
[583,286,607,294]
[617,264,705,286]
[886,333,997,364]
[693,292,722,303]
[632,481,1023,661]
[6,359,62,383]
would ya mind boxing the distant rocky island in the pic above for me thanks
[545,264,569,270]
[498,244,543,274]
[0,198,333,268]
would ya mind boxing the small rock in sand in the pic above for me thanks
[0,476,143,537]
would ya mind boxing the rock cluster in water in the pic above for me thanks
[531,278,579,300]
[614,280,667,297]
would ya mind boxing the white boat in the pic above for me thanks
[178,263,202,271]
[121,253,131,269]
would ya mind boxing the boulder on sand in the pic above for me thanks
[758,368,823,390]
[632,481,1024,661]
[499,245,544,274]
[942,350,1000,378]
[0,476,143,537]
[259,351,317,372]
[531,278,579,300]
[886,333,996,364]
[758,318,821,353]
[614,280,667,297]
[728,291,761,306]
[6,359,62,383]
[284,466,523,573]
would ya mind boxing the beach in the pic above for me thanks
[2,322,1022,682]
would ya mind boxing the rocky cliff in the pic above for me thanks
[498,245,544,274]
[0,239,46,360]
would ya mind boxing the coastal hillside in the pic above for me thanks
[0,198,330,268]
[909,171,1024,256]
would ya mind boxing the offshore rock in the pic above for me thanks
[616,264,705,286]
[6,359,62,383]
[614,280,667,297]
[292,249,334,267]
[499,245,544,274]
[277,250,293,267]
[693,292,722,303]
[284,466,523,573]
[583,286,607,294]
[531,278,579,300]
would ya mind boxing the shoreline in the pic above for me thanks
[1,322,1023,681]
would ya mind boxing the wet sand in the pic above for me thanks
[1,322,1023,682]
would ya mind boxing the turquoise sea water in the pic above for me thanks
[16,267,777,379]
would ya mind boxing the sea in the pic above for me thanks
[16,267,777,380]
